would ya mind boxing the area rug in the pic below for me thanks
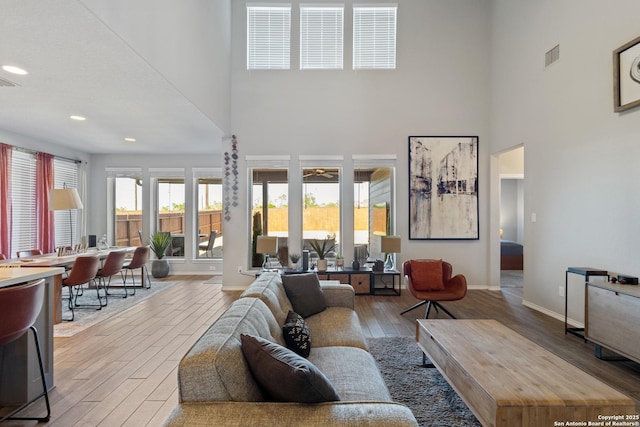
[367,336,481,427]
[53,278,178,337]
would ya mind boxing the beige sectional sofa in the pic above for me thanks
[162,272,418,427]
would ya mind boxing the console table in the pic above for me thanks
[317,267,372,294]
[280,267,401,295]
[564,267,608,340]
[586,281,640,364]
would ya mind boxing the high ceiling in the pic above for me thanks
[0,0,223,155]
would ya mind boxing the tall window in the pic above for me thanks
[247,5,291,70]
[113,175,143,247]
[302,167,340,258]
[196,178,223,259]
[53,158,80,248]
[353,5,397,69]
[10,150,80,255]
[354,166,394,261]
[156,178,185,257]
[251,168,289,267]
[10,150,36,255]
[300,5,344,70]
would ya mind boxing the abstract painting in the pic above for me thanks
[409,136,479,240]
[614,35,640,112]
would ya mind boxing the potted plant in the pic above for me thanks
[308,238,336,272]
[335,253,344,269]
[289,253,301,270]
[149,232,173,278]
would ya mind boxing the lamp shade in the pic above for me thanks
[381,236,401,253]
[256,236,277,255]
[50,188,83,210]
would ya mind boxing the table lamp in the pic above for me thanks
[381,235,401,271]
[256,236,277,270]
[50,186,83,247]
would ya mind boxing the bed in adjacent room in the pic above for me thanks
[500,240,523,270]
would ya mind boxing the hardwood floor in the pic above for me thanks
[3,276,638,426]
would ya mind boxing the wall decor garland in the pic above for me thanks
[223,135,239,221]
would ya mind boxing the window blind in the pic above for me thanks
[353,5,397,69]
[300,5,344,70]
[53,158,79,247]
[247,5,291,70]
[10,150,36,256]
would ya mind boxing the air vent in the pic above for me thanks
[0,77,18,87]
[545,44,560,67]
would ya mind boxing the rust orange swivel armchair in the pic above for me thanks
[400,259,467,319]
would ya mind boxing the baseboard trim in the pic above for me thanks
[522,299,584,329]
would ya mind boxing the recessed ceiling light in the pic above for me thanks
[69,115,86,121]
[124,137,136,142]
[2,65,28,75]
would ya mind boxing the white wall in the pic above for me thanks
[490,0,640,323]
[80,0,232,135]
[224,0,492,288]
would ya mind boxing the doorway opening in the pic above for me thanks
[499,146,524,292]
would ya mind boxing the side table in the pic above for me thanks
[564,267,608,340]
[371,270,401,295]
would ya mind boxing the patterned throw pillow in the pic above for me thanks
[283,310,311,357]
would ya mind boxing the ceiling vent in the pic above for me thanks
[545,44,560,67]
[0,76,18,87]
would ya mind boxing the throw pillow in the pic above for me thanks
[283,310,311,357]
[282,273,327,317]
[410,259,445,291]
[240,334,340,403]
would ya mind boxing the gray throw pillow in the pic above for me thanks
[282,273,327,318]
[283,310,311,357]
[240,334,340,403]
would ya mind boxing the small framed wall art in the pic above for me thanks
[408,136,479,240]
[613,35,640,112]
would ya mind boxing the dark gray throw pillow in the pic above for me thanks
[281,273,327,317]
[240,334,340,403]
[283,310,311,357]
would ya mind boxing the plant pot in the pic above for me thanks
[152,259,170,278]
[317,259,328,272]
[336,258,344,268]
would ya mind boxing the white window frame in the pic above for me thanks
[247,4,292,70]
[300,4,344,70]
[353,4,397,69]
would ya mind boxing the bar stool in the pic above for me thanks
[0,278,51,422]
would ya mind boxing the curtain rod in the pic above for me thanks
[13,145,82,164]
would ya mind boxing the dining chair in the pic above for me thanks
[122,246,151,293]
[61,255,101,321]
[0,278,51,422]
[96,250,128,298]
[198,231,217,257]
[16,249,43,258]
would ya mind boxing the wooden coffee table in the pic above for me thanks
[416,319,637,427]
